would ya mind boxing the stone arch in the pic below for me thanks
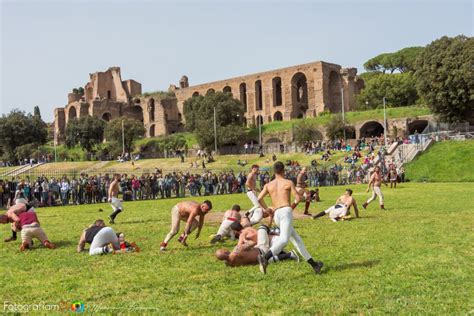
[255,80,263,111]
[272,77,282,106]
[408,120,428,134]
[206,88,215,95]
[273,111,283,121]
[360,121,384,137]
[223,86,232,94]
[68,106,77,121]
[256,115,263,125]
[328,71,342,113]
[291,72,308,117]
[134,98,141,104]
[239,83,247,111]
[192,91,200,97]
[148,98,155,122]
[102,112,112,122]
[149,124,155,137]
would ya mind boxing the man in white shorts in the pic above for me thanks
[108,174,123,224]
[363,166,387,210]
[245,164,263,218]
[313,188,359,222]
[77,219,120,255]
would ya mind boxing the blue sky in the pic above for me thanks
[1,0,472,122]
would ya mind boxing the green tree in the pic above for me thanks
[415,35,474,123]
[356,72,419,109]
[325,114,347,140]
[105,117,145,153]
[364,47,424,73]
[33,106,41,118]
[293,120,323,145]
[0,109,48,161]
[65,116,105,153]
[183,92,245,152]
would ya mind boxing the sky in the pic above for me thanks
[1,0,472,122]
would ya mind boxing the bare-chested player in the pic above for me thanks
[241,207,271,228]
[363,166,387,210]
[256,161,324,274]
[210,204,242,244]
[313,189,359,222]
[108,174,123,224]
[215,224,298,266]
[160,200,212,251]
[296,167,312,216]
[245,165,264,224]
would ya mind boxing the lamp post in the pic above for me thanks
[341,87,346,143]
[121,119,125,156]
[383,97,388,146]
[213,106,217,153]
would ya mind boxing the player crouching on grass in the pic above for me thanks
[313,188,360,222]
[215,223,298,267]
[0,209,56,251]
[77,219,140,256]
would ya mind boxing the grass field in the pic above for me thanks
[406,140,474,182]
[1,183,472,314]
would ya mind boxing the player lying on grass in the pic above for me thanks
[3,199,34,243]
[1,207,56,251]
[160,200,212,251]
[241,206,272,228]
[210,204,242,244]
[77,219,139,255]
[313,188,359,222]
[215,223,298,267]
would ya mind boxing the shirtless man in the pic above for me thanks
[3,200,32,243]
[245,165,263,224]
[210,204,242,244]
[160,200,212,251]
[363,166,387,210]
[257,161,324,274]
[313,189,359,222]
[389,167,398,189]
[241,207,271,228]
[296,167,312,216]
[108,174,123,224]
[215,224,298,266]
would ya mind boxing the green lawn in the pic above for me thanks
[406,140,474,182]
[1,183,472,314]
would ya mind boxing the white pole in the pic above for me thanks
[383,97,387,147]
[122,119,125,155]
[214,107,217,153]
[341,87,346,142]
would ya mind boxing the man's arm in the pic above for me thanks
[77,231,86,253]
[107,182,114,201]
[184,208,198,235]
[352,200,359,218]
[257,184,269,211]
[195,214,204,239]
[290,182,301,209]
[366,174,374,192]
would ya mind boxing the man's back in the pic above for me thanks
[266,177,292,209]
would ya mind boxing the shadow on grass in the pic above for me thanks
[116,219,157,224]
[330,259,380,272]
[52,240,76,248]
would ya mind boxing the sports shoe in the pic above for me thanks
[104,243,114,254]
[257,254,268,274]
[380,204,385,210]
[108,216,115,224]
[362,202,368,210]
[311,261,324,274]
[19,242,30,251]
[290,249,300,262]
[129,242,140,253]
[4,236,17,242]
[160,242,167,252]
[210,234,222,244]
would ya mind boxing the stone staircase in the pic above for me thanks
[0,162,46,179]
[385,138,434,168]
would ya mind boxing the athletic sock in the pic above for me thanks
[264,250,274,261]
[110,209,122,220]
[276,252,292,261]
[307,258,316,266]
[313,211,326,219]
[12,230,17,239]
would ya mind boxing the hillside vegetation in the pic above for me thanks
[405,140,474,182]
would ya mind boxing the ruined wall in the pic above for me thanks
[174,61,362,126]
